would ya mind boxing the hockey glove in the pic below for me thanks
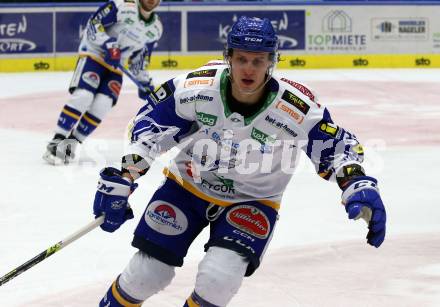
[103,38,121,69]
[342,176,386,248]
[137,71,155,100]
[93,167,137,232]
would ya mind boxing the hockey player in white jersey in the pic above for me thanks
[92,16,387,306]
[43,0,162,165]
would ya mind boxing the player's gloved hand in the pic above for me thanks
[137,71,155,100]
[93,167,138,232]
[138,80,154,100]
[342,176,386,248]
[103,38,121,68]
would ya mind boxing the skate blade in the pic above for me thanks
[42,151,66,166]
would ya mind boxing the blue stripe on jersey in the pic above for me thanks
[91,1,118,28]
[132,79,195,144]
[306,108,363,180]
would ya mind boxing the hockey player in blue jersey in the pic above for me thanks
[92,16,387,306]
[43,0,162,165]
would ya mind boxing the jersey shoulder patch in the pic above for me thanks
[280,78,317,103]
[280,89,310,115]
[149,81,174,104]
[202,60,227,67]
[186,69,218,79]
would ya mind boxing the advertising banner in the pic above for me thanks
[155,11,181,52]
[305,6,439,54]
[56,12,92,53]
[55,10,180,53]
[0,12,53,54]
[187,10,305,52]
[1,3,440,71]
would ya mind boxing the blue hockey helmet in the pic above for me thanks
[227,16,278,54]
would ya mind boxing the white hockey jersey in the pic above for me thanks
[79,0,162,76]
[127,62,364,210]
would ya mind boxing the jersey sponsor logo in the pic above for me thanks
[265,114,298,137]
[124,17,135,25]
[108,80,121,97]
[201,176,235,194]
[150,82,173,104]
[186,69,217,79]
[280,78,318,104]
[251,127,275,145]
[226,205,270,239]
[275,101,304,124]
[281,90,310,115]
[180,94,214,104]
[196,112,217,126]
[82,71,100,88]
[184,78,214,88]
[145,201,188,235]
[319,121,340,137]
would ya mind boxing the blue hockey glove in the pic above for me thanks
[136,71,154,100]
[342,176,386,248]
[93,167,137,232]
[103,38,121,68]
[138,80,154,100]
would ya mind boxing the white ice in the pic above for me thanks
[0,69,439,306]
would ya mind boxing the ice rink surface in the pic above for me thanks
[0,68,439,306]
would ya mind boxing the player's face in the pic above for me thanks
[140,0,160,12]
[229,49,272,95]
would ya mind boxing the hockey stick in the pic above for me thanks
[118,64,149,92]
[0,216,104,287]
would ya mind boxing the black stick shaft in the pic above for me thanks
[0,242,62,286]
[0,216,104,287]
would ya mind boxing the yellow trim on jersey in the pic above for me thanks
[62,108,81,120]
[259,199,281,209]
[163,168,280,211]
[79,53,123,75]
[186,296,201,307]
[82,113,100,127]
[111,280,142,307]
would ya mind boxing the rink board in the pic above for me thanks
[1,1,440,71]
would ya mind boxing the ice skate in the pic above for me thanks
[43,134,79,165]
